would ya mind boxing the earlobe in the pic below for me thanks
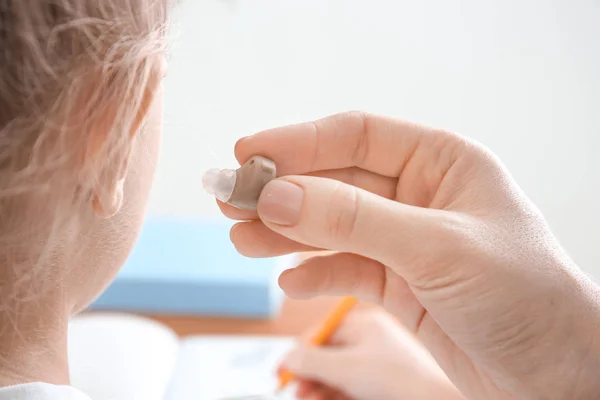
[91,140,132,219]
[92,178,125,219]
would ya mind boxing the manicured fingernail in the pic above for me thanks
[258,180,303,226]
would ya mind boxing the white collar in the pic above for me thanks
[0,382,91,400]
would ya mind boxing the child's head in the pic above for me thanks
[0,0,170,314]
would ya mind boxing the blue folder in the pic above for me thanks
[91,218,291,319]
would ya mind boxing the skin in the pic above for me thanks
[284,309,465,400]
[221,111,600,400]
[0,58,166,387]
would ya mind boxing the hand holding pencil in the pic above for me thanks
[277,296,358,391]
[278,305,465,400]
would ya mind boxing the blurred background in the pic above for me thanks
[151,0,600,277]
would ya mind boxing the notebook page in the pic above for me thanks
[164,336,296,400]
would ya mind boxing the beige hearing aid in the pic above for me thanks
[202,156,277,210]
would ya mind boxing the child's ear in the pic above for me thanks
[90,61,163,219]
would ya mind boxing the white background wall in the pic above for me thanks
[149,0,600,279]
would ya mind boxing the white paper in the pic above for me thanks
[68,313,180,400]
[164,336,296,400]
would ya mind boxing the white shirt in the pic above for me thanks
[0,383,91,400]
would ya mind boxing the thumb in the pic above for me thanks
[257,176,456,280]
[282,345,354,389]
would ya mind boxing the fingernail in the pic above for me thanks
[229,223,240,242]
[258,180,303,226]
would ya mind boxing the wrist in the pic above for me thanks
[527,273,600,399]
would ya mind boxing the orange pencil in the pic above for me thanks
[277,296,358,392]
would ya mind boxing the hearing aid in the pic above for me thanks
[202,156,277,210]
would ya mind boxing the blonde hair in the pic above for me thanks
[0,0,171,294]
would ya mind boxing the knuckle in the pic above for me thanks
[306,120,320,172]
[348,111,370,166]
[326,183,360,243]
[452,134,503,174]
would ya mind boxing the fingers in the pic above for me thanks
[235,111,453,178]
[283,345,353,391]
[218,200,257,221]
[256,175,453,277]
[279,253,387,304]
[292,316,353,358]
[230,220,318,257]
[224,169,408,259]
[223,166,401,258]
[218,167,398,222]
[296,380,319,399]
[282,368,343,399]
[308,167,398,200]
[297,381,348,400]
[281,255,426,338]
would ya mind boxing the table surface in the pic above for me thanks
[151,296,369,337]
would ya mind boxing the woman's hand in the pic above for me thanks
[282,309,464,400]
[220,112,600,399]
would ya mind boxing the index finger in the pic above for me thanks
[235,111,445,178]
